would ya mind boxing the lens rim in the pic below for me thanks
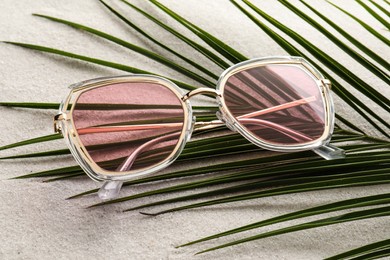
[216,56,334,152]
[58,75,193,182]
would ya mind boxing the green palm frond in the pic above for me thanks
[194,206,390,255]
[3,42,200,91]
[356,0,390,30]
[299,0,389,70]
[0,102,61,109]
[121,0,231,69]
[33,13,215,87]
[98,0,218,79]
[178,193,390,247]
[235,0,390,136]
[324,238,390,260]
[327,1,390,46]
[0,133,61,151]
[0,0,389,258]
[368,0,390,19]
[149,0,248,63]
[280,0,389,85]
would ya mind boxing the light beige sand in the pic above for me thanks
[0,0,389,259]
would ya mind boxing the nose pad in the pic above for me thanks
[216,111,236,132]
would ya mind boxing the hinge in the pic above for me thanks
[321,79,332,89]
[54,113,67,134]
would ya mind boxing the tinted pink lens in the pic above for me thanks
[72,81,184,173]
[223,64,326,145]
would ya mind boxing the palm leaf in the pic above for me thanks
[325,238,390,260]
[0,102,60,109]
[368,0,390,18]
[0,102,217,111]
[298,0,390,72]
[129,169,389,214]
[279,0,390,85]
[237,0,390,136]
[149,0,248,63]
[356,0,390,31]
[3,42,199,91]
[0,134,61,151]
[230,0,388,137]
[195,206,390,255]
[0,149,70,160]
[327,1,390,46]
[84,147,389,209]
[33,14,215,87]
[99,0,219,80]
[121,0,231,69]
[11,165,82,179]
[178,193,390,247]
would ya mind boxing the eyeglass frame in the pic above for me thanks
[54,56,345,196]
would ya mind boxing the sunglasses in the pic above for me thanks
[54,57,345,199]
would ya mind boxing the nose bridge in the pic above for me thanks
[181,87,221,101]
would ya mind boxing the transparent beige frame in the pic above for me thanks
[55,75,194,183]
[54,56,345,199]
[216,56,339,155]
